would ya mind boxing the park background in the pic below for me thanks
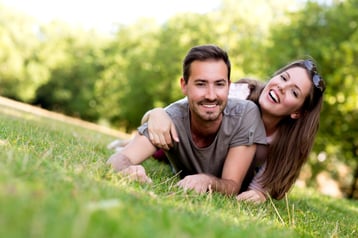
[0,0,357,202]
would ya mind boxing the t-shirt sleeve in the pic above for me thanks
[243,102,266,145]
[164,97,187,111]
[229,100,267,147]
[229,83,250,100]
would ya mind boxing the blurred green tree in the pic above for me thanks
[33,22,107,121]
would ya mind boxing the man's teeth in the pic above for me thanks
[204,104,216,108]
[269,90,279,103]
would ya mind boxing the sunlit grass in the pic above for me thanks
[0,105,357,238]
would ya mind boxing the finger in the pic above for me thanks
[149,130,169,150]
[176,181,187,192]
[245,190,266,202]
[151,133,169,150]
[170,124,180,142]
[129,166,153,184]
[164,132,173,148]
[140,175,153,184]
[237,194,248,201]
[148,132,154,141]
[136,167,152,184]
[177,179,191,190]
[237,192,264,204]
[195,185,207,194]
[177,180,205,194]
[247,196,263,204]
[148,131,158,144]
[158,134,170,150]
[176,179,184,188]
[237,191,253,201]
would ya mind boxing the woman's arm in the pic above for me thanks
[140,108,179,150]
[140,109,153,125]
[236,163,268,203]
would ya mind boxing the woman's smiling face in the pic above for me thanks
[259,66,312,119]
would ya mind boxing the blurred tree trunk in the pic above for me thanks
[348,165,358,199]
[348,146,358,199]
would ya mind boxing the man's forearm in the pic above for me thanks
[210,176,241,196]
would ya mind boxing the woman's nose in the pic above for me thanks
[277,84,286,93]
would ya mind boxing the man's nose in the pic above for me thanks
[205,85,216,100]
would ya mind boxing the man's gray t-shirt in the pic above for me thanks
[138,98,266,178]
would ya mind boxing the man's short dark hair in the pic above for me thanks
[182,44,231,83]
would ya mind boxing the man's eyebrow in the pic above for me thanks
[215,78,228,82]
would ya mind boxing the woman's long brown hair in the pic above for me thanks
[236,60,325,199]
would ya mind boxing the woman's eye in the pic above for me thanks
[292,90,298,97]
[280,75,287,81]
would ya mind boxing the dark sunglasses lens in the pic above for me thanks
[304,60,315,71]
[313,74,325,93]
[304,60,325,93]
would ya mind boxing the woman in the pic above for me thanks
[140,59,326,203]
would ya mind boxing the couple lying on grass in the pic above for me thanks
[107,44,326,204]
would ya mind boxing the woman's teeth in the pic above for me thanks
[269,90,279,103]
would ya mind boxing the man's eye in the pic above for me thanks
[280,75,287,81]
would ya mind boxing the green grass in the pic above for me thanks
[0,104,357,238]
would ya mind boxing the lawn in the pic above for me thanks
[0,101,357,238]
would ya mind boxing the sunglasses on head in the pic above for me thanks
[303,60,326,93]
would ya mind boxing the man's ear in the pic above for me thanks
[180,77,187,95]
[290,112,301,119]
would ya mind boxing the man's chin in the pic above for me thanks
[202,112,220,121]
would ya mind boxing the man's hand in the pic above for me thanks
[120,165,152,184]
[106,153,152,184]
[236,190,266,204]
[176,174,213,194]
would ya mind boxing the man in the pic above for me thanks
[107,44,266,196]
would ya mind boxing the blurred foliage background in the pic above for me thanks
[0,0,357,199]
